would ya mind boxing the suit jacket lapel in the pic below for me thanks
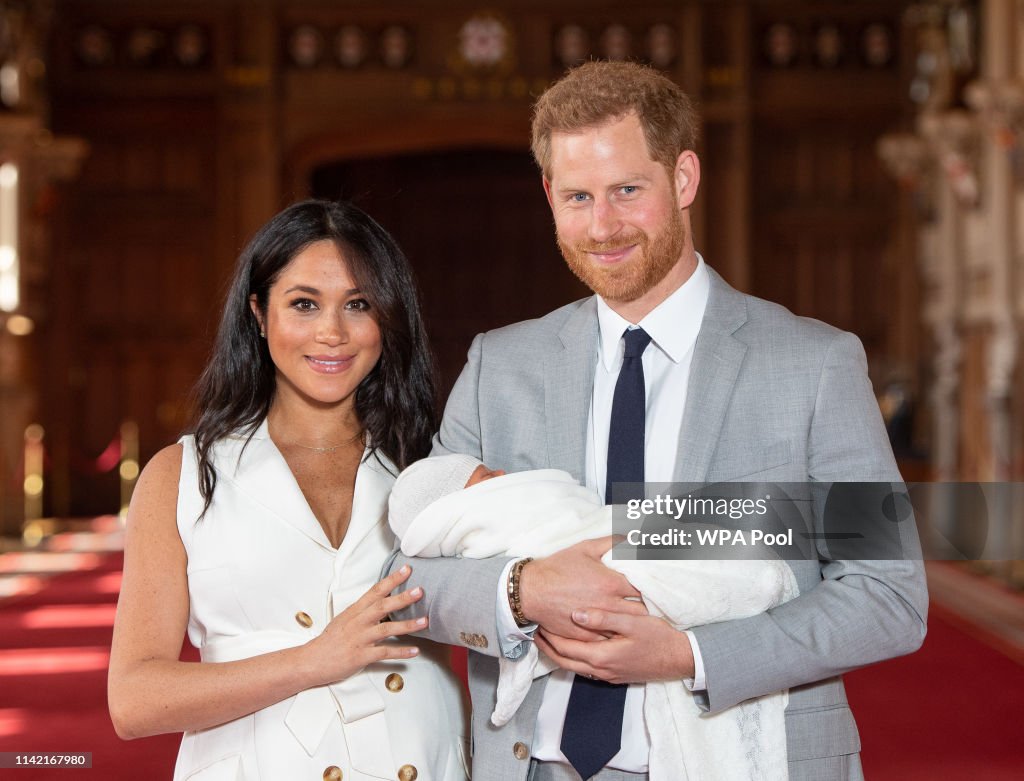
[544,298,599,482]
[675,269,749,482]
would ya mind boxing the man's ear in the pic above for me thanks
[673,151,701,211]
[249,295,264,333]
[542,176,555,210]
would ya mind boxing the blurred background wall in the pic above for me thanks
[0,0,1020,584]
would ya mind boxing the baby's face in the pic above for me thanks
[465,464,506,487]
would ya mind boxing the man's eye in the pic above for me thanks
[571,193,589,202]
[621,185,638,194]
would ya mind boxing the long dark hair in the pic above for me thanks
[190,199,437,514]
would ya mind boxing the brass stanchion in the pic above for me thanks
[22,424,45,546]
[119,421,139,521]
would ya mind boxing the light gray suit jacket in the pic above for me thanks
[391,267,927,781]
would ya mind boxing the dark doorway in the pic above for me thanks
[311,149,588,401]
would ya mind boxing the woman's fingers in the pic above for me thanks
[379,586,423,616]
[346,584,422,630]
[371,644,421,661]
[368,564,413,599]
[374,616,428,640]
[327,571,425,634]
[352,564,414,608]
[344,565,420,618]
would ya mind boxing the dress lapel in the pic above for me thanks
[338,451,396,558]
[675,269,749,482]
[544,298,599,482]
[218,420,336,553]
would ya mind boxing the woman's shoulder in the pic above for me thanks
[128,443,184,528]
[141,443,184,483]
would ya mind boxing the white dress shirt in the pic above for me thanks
[496,255,711,770]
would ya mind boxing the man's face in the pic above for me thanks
[543,113,691,306]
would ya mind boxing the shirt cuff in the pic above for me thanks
[682,630,707,691]
[495,558,537,660]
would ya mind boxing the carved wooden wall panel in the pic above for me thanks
[750,117,901,357]
[35,0,912,517]
[749,1,905,371]
[47,99,219,515]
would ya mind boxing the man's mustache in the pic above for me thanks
[567,231,648,255]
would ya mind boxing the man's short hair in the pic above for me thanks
[530,61,700,179]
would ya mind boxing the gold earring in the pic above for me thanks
[260,329,266,338]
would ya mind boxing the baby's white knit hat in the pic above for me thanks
[389,454,483,535]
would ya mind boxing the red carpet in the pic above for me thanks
[0,553,187,780]
[1,552,1021,779]
[846,601,1024,780]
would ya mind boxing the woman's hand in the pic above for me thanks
[302,564,428,686]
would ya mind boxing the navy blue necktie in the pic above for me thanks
[561,326,651,781]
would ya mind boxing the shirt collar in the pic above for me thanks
[596,253,710,370]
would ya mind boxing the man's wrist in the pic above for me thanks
[507,557,533,627]
[682,629,705,690]
[516,556,542,625]
[495,559,536,659]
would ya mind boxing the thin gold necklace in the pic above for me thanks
[286,441,345,453]
[279,432,362,453]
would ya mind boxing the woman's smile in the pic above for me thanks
[305,354,356,374]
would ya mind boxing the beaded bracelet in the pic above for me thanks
[507,557,534,627]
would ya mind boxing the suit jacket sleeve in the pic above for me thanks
[386,334,512,658]
[689,331,928,713]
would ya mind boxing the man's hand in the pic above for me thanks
[534,609,696,683]
[518,537,646,640]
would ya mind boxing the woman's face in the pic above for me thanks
[250,239,383,409]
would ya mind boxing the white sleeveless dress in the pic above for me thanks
[173,421,469,781]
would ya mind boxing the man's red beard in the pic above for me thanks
[557,209,686,303]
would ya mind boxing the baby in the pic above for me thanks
[389,455,799,781]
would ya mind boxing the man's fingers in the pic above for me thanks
[571,607,638,634]
[604,580,644,603]
[611,597,648,615]
[576,535,617,558]
[541,622,607,642]
[537,628,604,661]
[535,634,604,680]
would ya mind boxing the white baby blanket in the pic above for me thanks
[391,467,798,781]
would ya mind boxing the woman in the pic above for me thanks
[108,200,469,780]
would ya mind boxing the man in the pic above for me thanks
[391,61,927,781]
